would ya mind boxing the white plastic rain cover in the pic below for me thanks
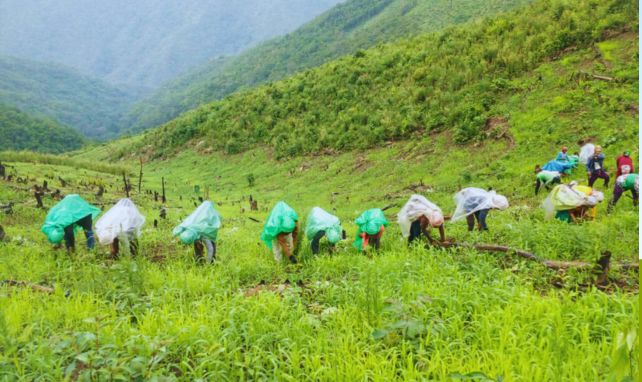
[95,198,146,245]
[451,188,508,222]
[397,194,444,237]
[579,144,595,165]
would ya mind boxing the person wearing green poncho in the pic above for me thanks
[41,194,101,253]
[173,201,221,264]
[261,201,299,263]
[608,173,639,212]
[534,165,562,195]
[353,208,388,251]
[305,207,344,255]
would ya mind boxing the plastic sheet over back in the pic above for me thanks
[451,188,508,222]
[95,198,145,245]
[305,207,342,244]
[41,194,101,244]
[397,194,443,238]
[172,201,221,244]
[260,201,298,250]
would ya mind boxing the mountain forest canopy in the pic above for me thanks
[122,0,636,160]
[124,0,534,132]
[0,56,139,140]
[0,0,343,89]
[0,104,84,153]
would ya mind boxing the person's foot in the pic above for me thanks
[290,256,298,264]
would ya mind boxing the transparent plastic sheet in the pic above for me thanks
[397,194,443,238]
[41,194,101,244]
[95,198,145,245]
[542,184,594,218]
[260,201,298,250]
[305,207,342,244]
[579,144,595,165]
[451,188,508,222]
[353,208,388,250]
[172,201,221,244]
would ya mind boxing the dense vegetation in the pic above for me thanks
[0,0,341,89]
[125,0,533,131]
[123,0,637,160]
[0,56,138,140]
[0,105,84,153]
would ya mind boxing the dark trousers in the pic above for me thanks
[367,234,381,250]
[588,170,609,187]
[64,214,95,251]
[408,220,422,244]
[609,184,638,211]
[535,177,561,195]
[311,230,325,255]
[111,237,139,257]
[466,209,489,231]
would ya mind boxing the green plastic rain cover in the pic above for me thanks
[172,201,221,244]
[41,194,101,244]
[260,201,298,250]
[353,208,388,250]
[305,207,342,244]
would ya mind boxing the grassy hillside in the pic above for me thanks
[0,104,84,153]
[119,0,636,160]
[0,56,139,140]
[0,0,342,89]
[124,0,533,131]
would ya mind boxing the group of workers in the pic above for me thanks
[39,187,510,263]
[36,143,636,263]
[535,144,638,222]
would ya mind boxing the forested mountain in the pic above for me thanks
[115,0,636,160]
[0,0,342,89]
[0,56,138,140]
[0,104,84,153]
[124,0,533,132]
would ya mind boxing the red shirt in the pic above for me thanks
[616,155,634,177]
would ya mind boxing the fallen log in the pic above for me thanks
[2,279,54,294]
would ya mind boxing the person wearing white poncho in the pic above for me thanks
[451,188,509,232]
[95,198,145,257]
[397,195,445,245]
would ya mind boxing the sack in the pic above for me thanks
[353,208,388,250]
[579,144,595,165]
[305,207,342,244]
[260,201,298,250]
[397,194,443,238]
[451,188,508,222]
[95,198,145,245]
[41,194,101,244]
[172,201,221,244]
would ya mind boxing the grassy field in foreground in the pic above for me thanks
[0,21,639,382]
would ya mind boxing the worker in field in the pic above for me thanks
[397,194,445,245]
[534,165,562,195]
[353,208,388,251]
[587,145,609,188]
[451,188,509,232]
[173,201,221,264]
[305,207,344,255]
[543,182,602,223]
[608,172,639,212]
[95,198,145,258]
[615,151,635,177]
[556,146,569,162]
[41,194,100,253]
[261,201,299,263]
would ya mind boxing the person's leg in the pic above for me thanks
[272,241,283,262]
[311,230,325,255]
[408,220,422,244]
[535,179,541,195]
[632,189,639,207]
[204,239,215,263]
[466,214,475,232]
[64,225,75,253]
[602,171,610,188]
[588,172,598,187]
[477,209,489,231]
[129,238,139,257]
[76,214,95,250]
[194,240,204,262]
[371,233,382,250]
[285,233,297,263]
[111,238,120,258]
[608,184,624,212]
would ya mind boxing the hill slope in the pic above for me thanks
[115,0,637,160]
[0,104,84,153]
[0,56,139,140]
[124,0,533,131]
[0,0,342,89]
